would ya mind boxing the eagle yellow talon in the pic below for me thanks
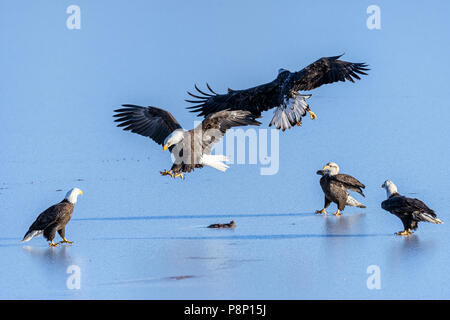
[173,173,184,179]
[49,241,59,247]
[160,170,174,178]
[308,110,317,120]
[332,210,342,216]
[315,209,327,215]
[60,238,73,244]
[395,229,412,236]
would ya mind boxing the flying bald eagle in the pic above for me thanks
[381,180,443,236]
[316,162,366,216]
[22,188,83,247]
[186,55,369,131]
[113,105,261,178]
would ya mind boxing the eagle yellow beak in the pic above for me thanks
[322,165,331,170]
[163,144,169,151]
[79,190,83,195]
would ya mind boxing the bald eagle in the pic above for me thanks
[316,162,366,216]
[113,105,261,179]
[22,188,83,247]
[186,55,369,131]
[381,180,443,236]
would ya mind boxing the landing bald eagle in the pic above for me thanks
[22,188,83,247]
[381,180,443,236]
[186,55,369,131]
[113,105,261,178]
[316,162,366,216]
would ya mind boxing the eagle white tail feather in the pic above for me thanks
[419,212,443,224]
[346,195,366,208]
[270,94,310,131]
[201,155,230,172]
[22,230,42,242]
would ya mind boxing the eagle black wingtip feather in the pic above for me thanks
[206,82,218,95]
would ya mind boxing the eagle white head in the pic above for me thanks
[65,187,83,204]
[322,162,340,176]
[163,129,185,151]
[381,180,398,198]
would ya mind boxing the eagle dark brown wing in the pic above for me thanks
[381,194,442,231]
[26,204,63,232]
[113,105,182,146]
[382,195,436,218]
[332,174,366,197]
[186,55,368,131]
[198,110,261,154]
[291,55,369,91]
[23,200,74,241]
[186,78,284,118]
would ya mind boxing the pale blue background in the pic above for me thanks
[0,0,449,299]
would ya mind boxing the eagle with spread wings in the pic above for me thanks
[186,55,369,131]
[114,105,260,179]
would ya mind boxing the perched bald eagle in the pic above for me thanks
[22,188,83,247]
[186,55,369,131]
[113,105,261,178]
[316,162,366,216]
[381,180,443,236]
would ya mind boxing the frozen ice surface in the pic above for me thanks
[1,122,449,299]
